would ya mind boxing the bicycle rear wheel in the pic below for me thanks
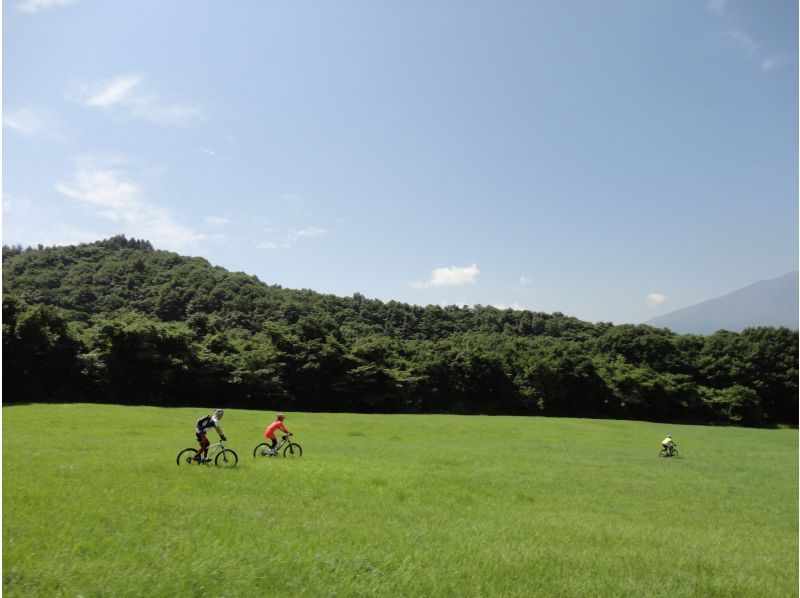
[215,448,238,468]
[253,443,271,458]
[658,449,668,458]
[177,448,200,465]
[283,442,302,458]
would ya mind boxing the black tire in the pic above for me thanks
[671,448,679,458]
[283,442,302,458]
[253,443,271,458]
[177,448,200,465]
[659,449,668,458]
[215,448,238,467]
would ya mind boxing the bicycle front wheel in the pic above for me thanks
[177,448,200,465]
[215,449,238,467]
[283,442,302,458]
[671,449,679,458]
[253,443,271,458]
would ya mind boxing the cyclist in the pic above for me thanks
[193,409,227,463]
[263,413,291,455]
[661,434,677,456]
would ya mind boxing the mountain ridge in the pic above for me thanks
[645,271,799,335]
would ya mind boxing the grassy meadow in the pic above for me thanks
[3,403,797,597]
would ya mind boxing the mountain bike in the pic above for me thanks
[177,440,238,467]
[659,445,679,458]
[253,434,302,459]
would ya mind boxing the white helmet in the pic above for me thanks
[215,408,224,415]
[667,434,672,438]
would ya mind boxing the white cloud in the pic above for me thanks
[54,161,206,250]
[205,216,230,226]
[723,30,757,53]
[291,227,327,238]
[519,275,533,285]
[646,293,668,307]
[707,0,727,16]
[256,226,327,250]
[761,54,789,71]
[3,109,45,135]
[74,75,207,126]
[199,147,217,156]
[3,193,105,248]
[411,264,480,289]
[257,241,283,250]
[85,75,141,108]
[17,0,75,13]
[492,302,526,311]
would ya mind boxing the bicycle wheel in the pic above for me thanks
[283,442,302,458]
[215,448,238,468]
[671,449,679,458]
[658,449,667,458]
[253,443,271,458]
[177,448,200,465]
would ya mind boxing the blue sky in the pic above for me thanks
[3,0,797,324]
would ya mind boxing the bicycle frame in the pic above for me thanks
[264,435,292,454]
[198,440,225,459]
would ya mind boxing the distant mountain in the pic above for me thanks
[646,271,799,335]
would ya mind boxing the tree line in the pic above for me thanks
[3,236,797,427]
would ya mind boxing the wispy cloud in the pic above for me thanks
[84,75,141,108]
[54,159,206,250]
[73,75,207,126]
[723,30,758,53]
[292,227,327,238]
[411,264,480,289]
[761,54,790,71]
[17,0,75,13]
[205,216,230,226]
[707,0,727,16]
[519,275,533,285]
[257,241,286,250]
[3,193,106,248]
[256,226,328,250]
[3,109,45,135]
[646,293,669,307]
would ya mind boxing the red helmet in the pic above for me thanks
[276,413,285,421]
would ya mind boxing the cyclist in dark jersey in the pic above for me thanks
[193,409,227,463]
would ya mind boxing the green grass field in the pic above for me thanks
[3,404,797,597]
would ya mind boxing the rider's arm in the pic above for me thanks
[216,426,226,440]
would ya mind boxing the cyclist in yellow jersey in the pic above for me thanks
[661,434,676,454]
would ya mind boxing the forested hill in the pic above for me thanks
[3,236,798,427]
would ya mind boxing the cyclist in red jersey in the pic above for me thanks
[264,413,291,455]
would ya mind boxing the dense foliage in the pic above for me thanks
[3,236,797,426]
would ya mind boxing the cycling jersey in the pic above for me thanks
[196,415,220,433]
[662,437,674,446]
[264,420,288,439]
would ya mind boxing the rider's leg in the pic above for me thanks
[194,433,209,461]
[268,437,278,452]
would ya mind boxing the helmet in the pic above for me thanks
[276,413,285,421]
[667,434,672,438]
[215,409,224,415]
